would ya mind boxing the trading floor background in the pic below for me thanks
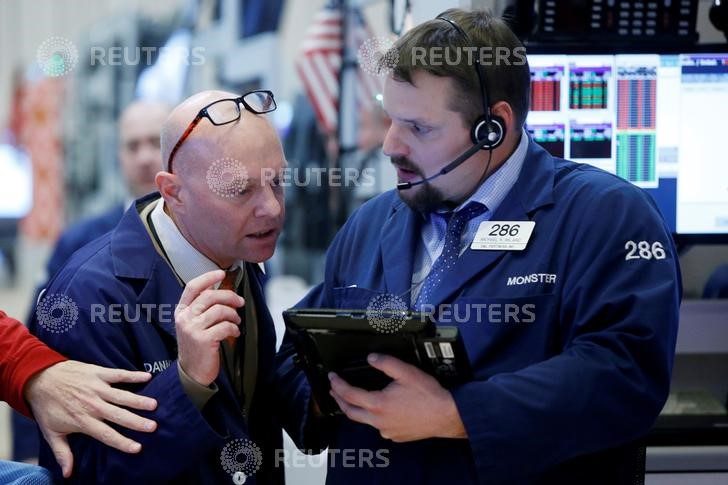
[0,0,727,483]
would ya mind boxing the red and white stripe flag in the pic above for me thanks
[296,1,383,134]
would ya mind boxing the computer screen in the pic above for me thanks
[0,144,32,219]
[525,48,728,241]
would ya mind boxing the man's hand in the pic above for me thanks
[24,361,159,478]
[175,270,245,386]
[329,353,468,442]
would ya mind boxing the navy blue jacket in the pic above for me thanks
[46,204,125,279]
[297,140,681,484]
[30,194,317,484]
[14,204,124,462]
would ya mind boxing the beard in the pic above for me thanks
[391,156,447,213]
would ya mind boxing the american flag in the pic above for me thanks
[296,0,383,134]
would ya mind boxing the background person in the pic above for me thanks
[38,100,170,288]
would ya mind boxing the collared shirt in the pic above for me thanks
[150,199,244,286]
[147,198,246,410]
[410,129,529,305]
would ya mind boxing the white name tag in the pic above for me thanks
[471,221,535,251]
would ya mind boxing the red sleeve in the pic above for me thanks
[0,311,67,417]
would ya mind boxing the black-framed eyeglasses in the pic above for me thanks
[167,90,277,173]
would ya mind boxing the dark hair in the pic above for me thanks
[384,8,530,129]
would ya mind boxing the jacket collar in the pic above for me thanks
[108,193,271,338]
[110,192,165,280]
[109,193,182,337]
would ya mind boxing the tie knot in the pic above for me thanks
[414,201,486,310]
[449,201,487,230]
[220,266,242,291]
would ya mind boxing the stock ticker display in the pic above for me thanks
[526,52,728,236]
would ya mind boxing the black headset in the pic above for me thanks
[436,15,505,150]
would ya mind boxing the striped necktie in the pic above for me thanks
[220,267,242,347]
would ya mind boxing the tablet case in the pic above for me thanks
[283,308,472,416]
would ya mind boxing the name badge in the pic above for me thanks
[471,221,535,251]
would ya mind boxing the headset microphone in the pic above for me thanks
[396,134,493,190]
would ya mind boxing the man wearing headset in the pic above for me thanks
[297,8,681,484]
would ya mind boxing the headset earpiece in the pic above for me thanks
[471,115,505,149]
[437,15,506,151]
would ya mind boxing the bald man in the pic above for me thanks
[38,100,170,284]
[30,91,321,484]
[120,100,171,198]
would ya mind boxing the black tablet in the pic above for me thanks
[283,308,472,416]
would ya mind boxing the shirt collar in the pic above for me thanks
[150,199,243,286]
[420,128,529,221]
[450,127,529,215]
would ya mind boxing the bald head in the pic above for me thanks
[120,100,171,131]
[160,90,279,176]
[118,99,171,197]
[155,89,286,267]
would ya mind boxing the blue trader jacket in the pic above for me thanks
[297,139,682,484]
[30,194,318,484]
[14,204,125,462]
[45,203,125,278]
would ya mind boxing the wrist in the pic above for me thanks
[15,354,67,418]
[23,363,52,403]
[178,359,213,387]
[22,362,60,417]
[437,391,468,439]
[22,371,42,407]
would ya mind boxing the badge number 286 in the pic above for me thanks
[624,240,666,260]
[471,221,535,251]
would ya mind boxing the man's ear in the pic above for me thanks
[155,172,185,214]
[490,101,515,134]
